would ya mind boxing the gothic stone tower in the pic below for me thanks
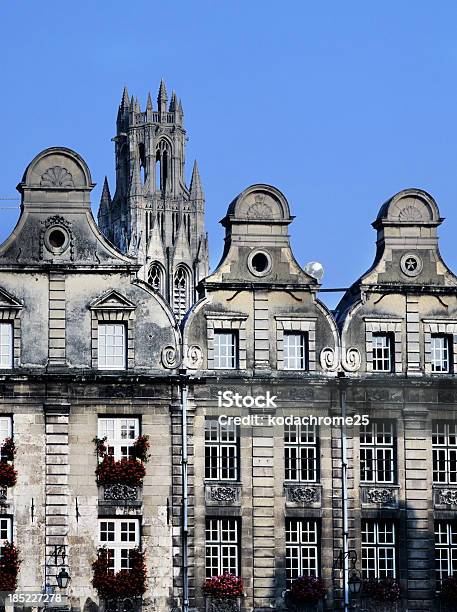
[98,81,208,318]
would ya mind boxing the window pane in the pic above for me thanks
[205,518,239,577]
[0,323,12,369]
[283,333,307,370]
[204,418,239,481]
[360,421,395,484]
[372,334,393,372]
[362,520,396,580]
[284,423,318,482]
[431,335,452,373]
[286,519,319,584]
[98,324,126,370]
[214,332,237,369]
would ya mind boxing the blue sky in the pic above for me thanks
[1,1,457,308]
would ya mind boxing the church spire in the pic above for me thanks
[120,86,130,110]
[146,92,153,110]
[190,160,204,200]
[97,176,112,238]
[169,91,177,112]
[158,79,168,115]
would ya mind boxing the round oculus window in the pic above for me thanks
[400,252,423,277]
[44,226,70,255]
[247,250,272,277]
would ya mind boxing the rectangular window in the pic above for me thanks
[205,518,239,578]
[98,418,140,460]
[99,518,140,573]
[285,519,319,583]
[213,331,238,369]
[372,333,394,372]
[0,417,12,461]
[98,323,126,370]
[0,323,12,369]
[435,520,457,587]
[283,332,308,370]
[0,517,12,544]
[205,419,239,481]
[433,422,457,484]
[284,423,318,482]
[431,335,453,373]
[360,421,395,484]
[362,520,396,579]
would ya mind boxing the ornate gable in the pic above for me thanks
[89,290,136,312]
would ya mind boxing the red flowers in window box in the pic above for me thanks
[0,542,20,592]
[92,547,147,599]
[93,436,149,486]
[363,578,401,603]
[203,573,244,598]
[96,456,146,486]
[289,575,326,605]
[0,438,17,488]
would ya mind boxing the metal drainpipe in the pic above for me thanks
[340,375,350,611]
[180,369,189,612]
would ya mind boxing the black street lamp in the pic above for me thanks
[56,568,70,589]
[348,569,362,596]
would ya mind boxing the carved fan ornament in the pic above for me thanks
[40,166,74,188]
[247,202,273,218]
[397,205,424,222]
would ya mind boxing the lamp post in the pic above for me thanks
[334,549,363,608]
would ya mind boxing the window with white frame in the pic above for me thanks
[99,519,140,573]
[284,423,318,482]
[285,519,319,583]
[205,419,239,481]
[0,517,12,544]
[98,324,126,370]
[360,421,395,484]
[0,417,12,461]
[213,331,238,369]
[435,520,457,588]
[0,323,12,369]
[433,422,457,484]
[283,332,308,370]
[372,333,394,372]
[205,518,239,578]
[361,520,396,579]
[431,335,453,373]
[98,418,140,460]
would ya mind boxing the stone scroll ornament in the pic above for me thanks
[185,345,203,369]
[161,346,181,369]
[319,347,339,372]
[366,488,394,504]
[288,486,319,504]
[210,486,238,503]
[439,489,457,506]
[104,484,138,501]
[342,347,361,372]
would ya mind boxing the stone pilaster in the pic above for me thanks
[254,291,269,371]
[406,295,421,375]
[48,272,66,367]
[402,407,432,610]
[252,425,275,610]
[44,402,70,590]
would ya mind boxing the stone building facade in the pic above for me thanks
[0,90,456,612]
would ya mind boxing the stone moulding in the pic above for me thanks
[205,483,242,506]
[360,485,398,507]
[284,484,321,506]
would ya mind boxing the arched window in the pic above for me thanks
[148,262,165,294]
[155,139,170,193]
[138,143,146,185]
[173,265,190,319]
